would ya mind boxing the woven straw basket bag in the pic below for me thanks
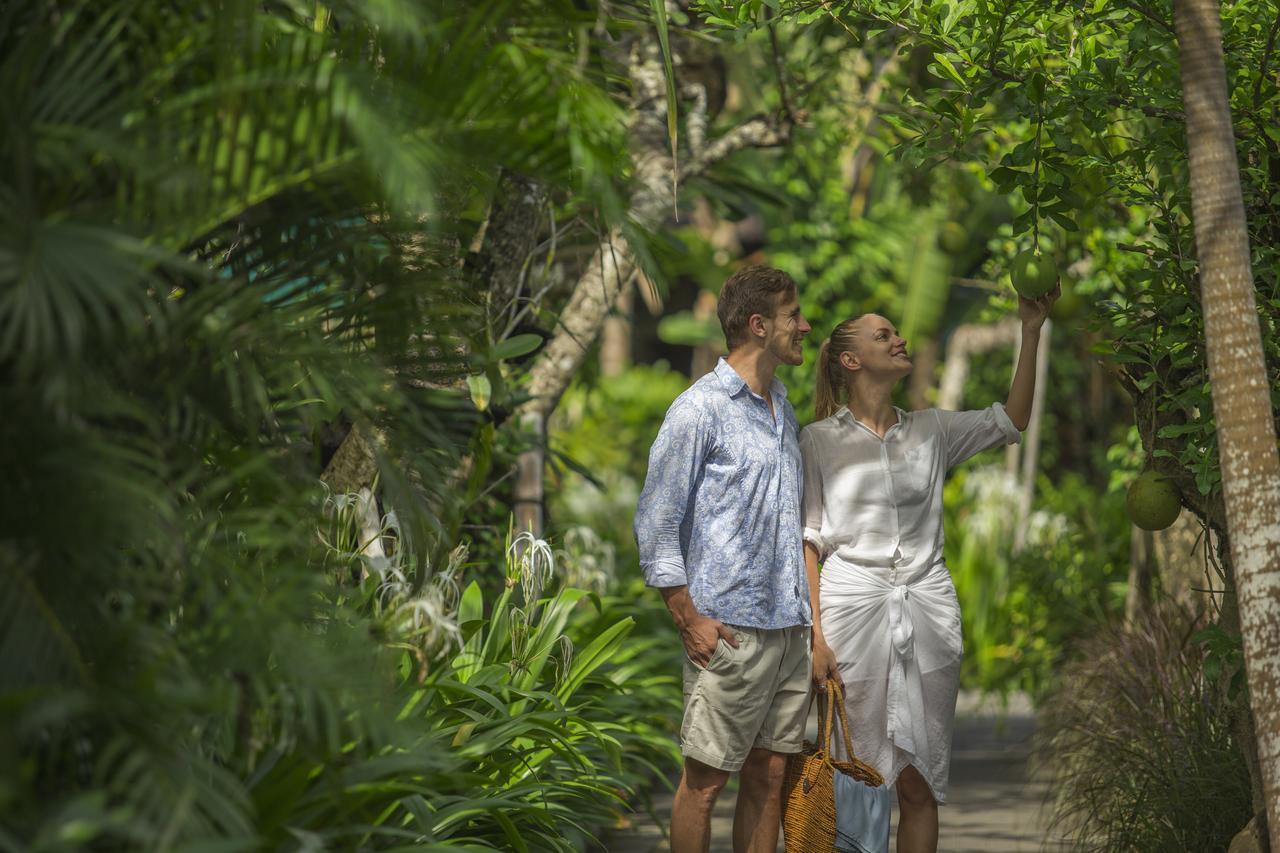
[781,680,885,851]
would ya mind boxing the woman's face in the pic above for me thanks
[844,314,911,379]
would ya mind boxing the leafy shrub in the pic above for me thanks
[945,465,1129,698]
[549,363,691,564]
[2,497,682,850]
[1037,603,1252,852]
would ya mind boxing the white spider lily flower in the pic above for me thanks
[394,588,462,655]
[555,526,615,594]
[509,531,556,604]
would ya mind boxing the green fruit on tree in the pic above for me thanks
[1125,470,1182,531]
[939,222,968,254]
[1010,250,1059,299]
[1050,280,1084,321]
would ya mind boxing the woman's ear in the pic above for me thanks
[839,350,859,371]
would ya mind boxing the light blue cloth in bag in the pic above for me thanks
[834,771,891,853]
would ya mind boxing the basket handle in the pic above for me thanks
[825,679,861,764]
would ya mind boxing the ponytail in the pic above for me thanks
[815,338,840,420]
[813,316,866,421]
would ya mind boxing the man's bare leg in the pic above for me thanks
[671,757,730,853]
[895,764,939,853]
[731,747,789,853]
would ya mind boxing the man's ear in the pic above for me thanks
[747,312,768,341]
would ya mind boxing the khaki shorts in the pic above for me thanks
[680,625,812,771]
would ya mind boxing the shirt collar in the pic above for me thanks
[835,405,906,436]
[715,357,788,401]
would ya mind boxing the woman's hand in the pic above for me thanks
[812,636,843,689]
[1017,282,1061,332]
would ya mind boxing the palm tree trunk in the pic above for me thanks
[1174,0,1280,843]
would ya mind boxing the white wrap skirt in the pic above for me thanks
[820,556,963,803]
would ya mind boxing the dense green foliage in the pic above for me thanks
[0,1,682,848]
[761,0,1280,499]
[944,466,1130,696]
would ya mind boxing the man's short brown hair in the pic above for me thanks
[717,265,798,349]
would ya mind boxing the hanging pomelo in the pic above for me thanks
[1010,250,1059,299]
[1125,470,1182,531]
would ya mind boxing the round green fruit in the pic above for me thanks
[939,222,968,254]
[1126,470,1182,531]
[1010,250,1059,299]
[1050,281,1084,321]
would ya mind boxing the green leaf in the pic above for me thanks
[931,52,967,87]
[556,617,635,703]
[452,582,485,683]
[651,0,679,186]
[466,374,491,411]
[1049,211,1079,232]
[492,333,542,361]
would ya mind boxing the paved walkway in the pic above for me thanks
[602,692,1067,852]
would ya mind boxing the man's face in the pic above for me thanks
[761,293,812,366]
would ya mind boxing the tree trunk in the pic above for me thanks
[690,288,722,380]
[1126,526,1156,623]
[600,279,634,377]
[465,169,549,337]
[511,35,792,536]
[320,423,381,495]
[1175,0,1280,844]
[513,411,545,536]
[513,37,673,537]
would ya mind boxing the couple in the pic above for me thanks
[634,265,1056,853]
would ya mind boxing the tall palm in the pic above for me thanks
[1173,0,1280,844]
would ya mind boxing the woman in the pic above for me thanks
[799,289,1056,853]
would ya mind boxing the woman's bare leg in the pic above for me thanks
[895,764,938,853]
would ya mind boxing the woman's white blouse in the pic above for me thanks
[798,402,1021,800]
[800,403,1021,579]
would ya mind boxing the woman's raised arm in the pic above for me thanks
[1005,286,1060,430]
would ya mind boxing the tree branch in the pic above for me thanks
[679,114,792,181]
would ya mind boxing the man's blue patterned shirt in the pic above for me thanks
[634,358,811,629]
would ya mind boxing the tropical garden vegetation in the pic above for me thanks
[2,0,1278,851]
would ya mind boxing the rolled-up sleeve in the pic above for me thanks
[799,427,829,559]
[634,397,709,588]
[935,402,1021,469]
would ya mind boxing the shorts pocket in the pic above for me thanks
[701,629,748,674]
[705,638,728,671]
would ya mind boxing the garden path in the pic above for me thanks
[601,691,1068,853]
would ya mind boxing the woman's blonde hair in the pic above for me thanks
[815,316,867,420]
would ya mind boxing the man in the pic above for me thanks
[634,265,813,853]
